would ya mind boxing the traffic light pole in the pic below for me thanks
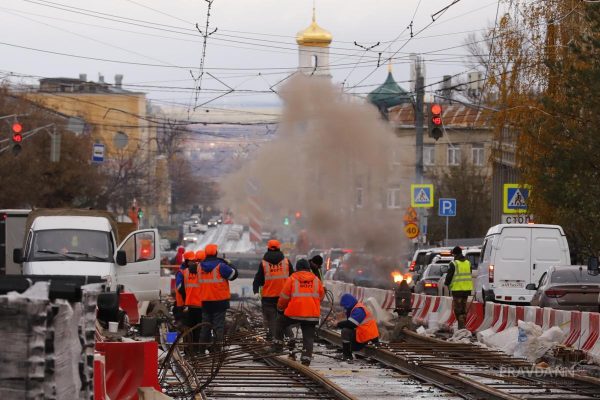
[415,68,427,248]
[0,124,60,161]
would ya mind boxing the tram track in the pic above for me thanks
[317,326,600,400]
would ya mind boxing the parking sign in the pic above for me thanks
[438,198,456,217]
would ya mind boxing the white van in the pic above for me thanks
[475,224,570,304]
[15,211,161,301]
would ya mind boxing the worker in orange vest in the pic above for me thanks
[174,250,196,328]
[198,244,238,352]
[274,259,325,366]
[183,250,206,351]
[336,293,380,361]
[253,239,294,341]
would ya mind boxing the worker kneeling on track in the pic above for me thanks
[182,250,206,352]
[336,293,380,361]
[198,244,238,353]
[253,239,294,342]
[273,259,325,366]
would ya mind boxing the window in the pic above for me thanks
[447,146,461,166]
[424,145,435,166]
[30,229,112,262]
[387,188,402,209]
[356,187,364,208]
[121,231,156,263]
[472,144,484,166]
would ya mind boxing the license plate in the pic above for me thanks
[500,281,524,288]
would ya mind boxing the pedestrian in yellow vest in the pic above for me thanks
[444,246,474,329]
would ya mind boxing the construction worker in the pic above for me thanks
[444,246,474,330]
[198,244,238,351]
[174,251,196,327]
[309,255,324,280]
[253,239,294,341]
[274,259,325,366]
[336,293,380,361]
[183,250,206,350]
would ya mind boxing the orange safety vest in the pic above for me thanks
[175,271,185,307]
[199,264,230,302]
[261,258,290,297]
[281,274,322,320]
[183,269,202,307]
[350,303,379,343]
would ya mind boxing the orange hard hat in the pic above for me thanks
[195,250,206,261]
[205,244,218,257]
[267,239,281,250]
[184,251,196,261]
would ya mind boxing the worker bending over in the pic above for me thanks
[336,293,380,361]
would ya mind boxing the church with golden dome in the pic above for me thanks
[296,6,332,77]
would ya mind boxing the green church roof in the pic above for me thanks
[367,71,411,109]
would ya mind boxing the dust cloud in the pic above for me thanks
[220,75,413,257]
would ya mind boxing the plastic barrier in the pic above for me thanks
[119,292,140,325]
[465,302,484,332]
[437,296,456,330]
[94,353,108,400]
[95,341,160,400]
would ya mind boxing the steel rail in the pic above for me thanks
[317,327,521,400]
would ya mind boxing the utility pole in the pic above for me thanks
[414,61,427,247]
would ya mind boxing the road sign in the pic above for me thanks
[92,143,105,163]
[503,184,531,214]
[438,198,456,217]
[404,222,419,239]
[411,184,434,208]
[403,206,418,225]
[502,214,534,224]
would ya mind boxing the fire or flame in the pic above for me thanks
[404,274,412,284]
[391,271,403,283]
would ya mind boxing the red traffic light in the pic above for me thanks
[12,133,23,143]
[431,103,442,115]
[12,122,22,133]
[432,116,442,125]
[295,211,302,219]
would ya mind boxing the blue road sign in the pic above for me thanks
[92,143,105,163]
[503,184,531,214]
[438,198,456,217]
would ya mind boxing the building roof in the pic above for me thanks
[388,102,488,129]
[296,8,332,47]
[367,71,411,110]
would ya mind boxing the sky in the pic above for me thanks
[0,0,502,110]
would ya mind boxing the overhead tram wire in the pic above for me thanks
[348,0,464,92]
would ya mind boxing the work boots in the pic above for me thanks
[342,342,353,361]
[300,356,311,366]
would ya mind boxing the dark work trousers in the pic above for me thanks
[275,315,316,361]
[200,309,227,349]
[186,307,203,347]
[451,292,470,329]
[341,327,379,351]
[262,301,293,341]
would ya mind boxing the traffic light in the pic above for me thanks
[137,208,144,219]
[428,103,443,141]
[294,211,302,219]
[11,122,23,155]
[283,217,290,226]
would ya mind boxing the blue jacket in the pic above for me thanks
[338,293,367,328]
[199,256,238,312]
[175,262,187,300]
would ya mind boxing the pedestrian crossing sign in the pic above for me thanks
[411,184,434,208]
[503,184,531,214]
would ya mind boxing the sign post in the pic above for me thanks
[438,198,456,245]
[92,143,105,163]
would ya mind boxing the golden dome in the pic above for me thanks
[296,8,332,47]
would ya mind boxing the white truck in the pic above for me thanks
[13,209,161,301]
[475,224,570,304]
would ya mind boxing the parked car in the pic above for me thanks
[475,224,570,304]
[528,265,600,311]
[414,263,447,296]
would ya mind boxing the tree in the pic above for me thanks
[0,87,105,208]
[426,158,491,242]
[485,0,600,258]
